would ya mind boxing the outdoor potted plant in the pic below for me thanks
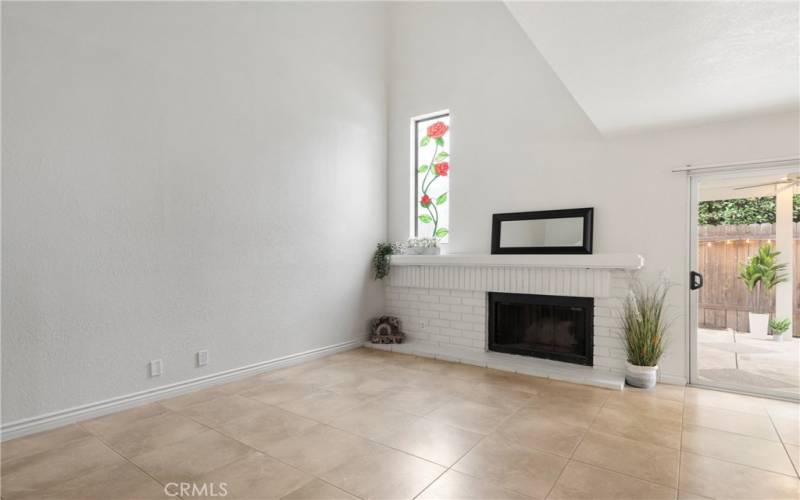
[621,280,669,389]
[768,318,791,342]
[738,244,788,336]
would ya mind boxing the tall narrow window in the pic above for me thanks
[414,112,450,242]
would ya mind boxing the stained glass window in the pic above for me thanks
[414,113,450,242]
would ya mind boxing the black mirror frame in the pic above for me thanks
[491,208,593,255]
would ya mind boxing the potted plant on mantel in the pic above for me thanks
[738,243,788,336]
[621,280,669,389]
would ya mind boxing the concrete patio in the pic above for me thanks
[698,327,800,397]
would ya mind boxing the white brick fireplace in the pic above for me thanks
[367,254,644,389]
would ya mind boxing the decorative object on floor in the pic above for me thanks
[621,279,670,389]
[405,237,440,255]
[372,242,403,280]
[370,316,405,344]
[491,207,593,255]
[738,244,788,335]
[768,318,791,342]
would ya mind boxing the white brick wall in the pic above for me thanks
[385,268,631,374]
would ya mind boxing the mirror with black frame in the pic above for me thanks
[491,208,593,254]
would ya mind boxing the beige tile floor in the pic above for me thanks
[2,348,799,499]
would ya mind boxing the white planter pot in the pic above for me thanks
[748,312,770,336]
[773,332,784,342]
[405,247,440,255]
[625,362,658,389]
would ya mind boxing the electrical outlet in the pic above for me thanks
[149,359,163,377]
[197,350,209,367]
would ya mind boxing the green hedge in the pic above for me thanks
[699,195,800,226]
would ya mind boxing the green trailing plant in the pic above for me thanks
[738,244,788,313]
[621,280,670,367]
[373,242,401,280]
[769,318,791,336]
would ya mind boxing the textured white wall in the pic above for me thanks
[2,2,387,423]
[387,2,800,383]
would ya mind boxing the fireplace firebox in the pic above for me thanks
[488,292,594,366]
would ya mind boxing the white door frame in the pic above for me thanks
[687,165,798,401]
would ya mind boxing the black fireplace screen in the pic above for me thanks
[488,292,594,366]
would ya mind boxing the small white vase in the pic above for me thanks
[773,332,784,342]
[748,312,770,336]
[625,362,658,389]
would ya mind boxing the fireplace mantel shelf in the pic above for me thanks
[390,253,644,270]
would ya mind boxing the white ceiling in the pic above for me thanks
[504,1,800,136]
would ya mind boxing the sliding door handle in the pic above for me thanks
[689,271,703,290]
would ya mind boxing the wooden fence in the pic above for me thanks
[697,223,800,336]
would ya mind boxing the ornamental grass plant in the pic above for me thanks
[621,280,670,367]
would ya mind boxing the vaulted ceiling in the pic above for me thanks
[504,1,799,136]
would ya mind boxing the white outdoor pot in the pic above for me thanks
[749,312,770,336]
[625,362,658,389]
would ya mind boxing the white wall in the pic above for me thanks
[2,2,387,424]
[387,2,800,382]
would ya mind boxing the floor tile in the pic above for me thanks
[455,381,534,411]
[376,386,454,416]
[320,444,445,500]
[417,469,530,499]
[80,403,168,437]
[328,401,420,440]
[426,399,514,434]
[277,389,373,423]
[787,444,800,474]
[218,372,288,394]
[249,383,311,405]
[522,393,603,428]
[682,425,796,476]
[683,404,779,441]
[159,387,230,410]
[684,387,768,415]
[677,491,712,500]
[1,436,126,499]
[197,452,312,499]
[604,390,684,423]
[537,380,611,406]
[217,405,318,452]
[281,478,358,500]
[591,405,682,449]
[372,417,483,466]
[12,462,169,500]
[572,430,679,487]
[326,374,407,397]
[177,394,272,427]
[129,429,253,483]
[497,407,587,457]
[679,451,800,499]
[1,425,90,465]
[623,383,686,403]
[452,434,566,497]
[772,415,800,446]
[264,424,384,475]
[549,461,677,500]
[763,398,800,420]
[84,411,207,457]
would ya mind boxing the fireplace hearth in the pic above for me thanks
[488,292,594,366]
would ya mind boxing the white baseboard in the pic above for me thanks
[1,338,365,441]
